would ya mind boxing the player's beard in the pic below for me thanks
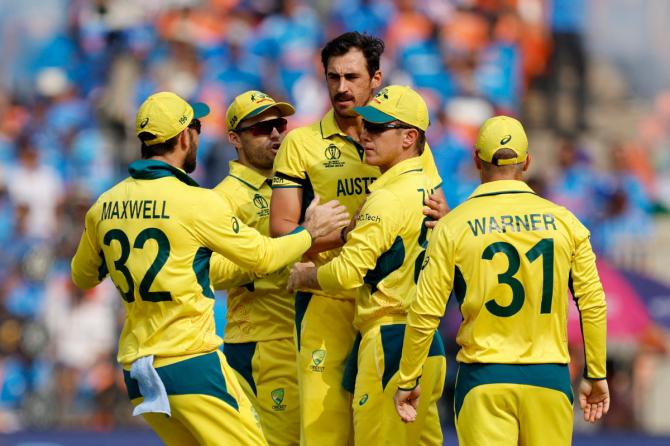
[247,142,276,171]
[183,132,197,173]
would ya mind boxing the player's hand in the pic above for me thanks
[394,386,421,423]
[423,191,449,228]
[578,379,610,423]
[303,195,350,240]
[287,261,317,292]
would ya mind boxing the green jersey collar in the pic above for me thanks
[128,159,200,187]
[369,156,423,192]
[468,180,535,199]
[228,160,269,191]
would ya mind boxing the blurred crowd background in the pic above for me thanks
[0,0,669,439]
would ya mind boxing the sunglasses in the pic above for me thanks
[236,118,288,136]
[188,118,201,135]
[362,120,414,134]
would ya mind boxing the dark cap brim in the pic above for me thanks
[245,102,295,121]
[353,106,396,123]
[192,102,210,119]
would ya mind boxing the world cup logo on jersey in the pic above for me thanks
[271,388,286,411]
[253,194,268,209]
[310,349,326,372]
[253,193,270,217]
[323,144,344,168]
[325,144,341,160]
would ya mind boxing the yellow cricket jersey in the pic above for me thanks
[71,160,312,367]
[398,180,607,388]
[272,109,441,300]
[316,156,435,330]
[212,161,295,343]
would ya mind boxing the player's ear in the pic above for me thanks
[403,128,418,151]
[371,70,382,90]
[177,128,190,149]
[473,151,483,171]
[523,154,532,171]
[228,131,241,149]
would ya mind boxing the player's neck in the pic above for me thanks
[334,113,363,142]
[480,172,525,184]
[378,152,419,174]
[147,153,186,172]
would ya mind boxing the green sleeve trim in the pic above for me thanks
[273,171,306,185]
[398,381,419,391]
[583,374,607,381]
[280,226,306,237]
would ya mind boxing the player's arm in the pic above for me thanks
[207,190,266,290]
[71,204,107,289]
[288,191,399,292]
[270,182,347,256]
[570,226,607,380]
[197,192,348,275]
[210,255,293,292]
[570,220,609,422]
[270,133,349,254]
[317,191,399,291]
[210,253,255,289]
[397,220,455,390]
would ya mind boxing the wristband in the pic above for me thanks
[340,226,348,244]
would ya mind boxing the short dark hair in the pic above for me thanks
[321,32,385,77]
[139,132,180,159]
[415,130,426,155]
[491,148,521,165]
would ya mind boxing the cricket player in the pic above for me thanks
[70,91,349,446]
[394,116,610,445]
[270,32,446,446]
[212,90,300,445]
[287,85,447,445]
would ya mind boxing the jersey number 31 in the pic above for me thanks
[482,238,554,317]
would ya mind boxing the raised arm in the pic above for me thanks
[288,191,399,293]
[197,192,349,275]
[270,131,349,254]
[270,183,348,255]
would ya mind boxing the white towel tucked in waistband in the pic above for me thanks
[130,355,171,417]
